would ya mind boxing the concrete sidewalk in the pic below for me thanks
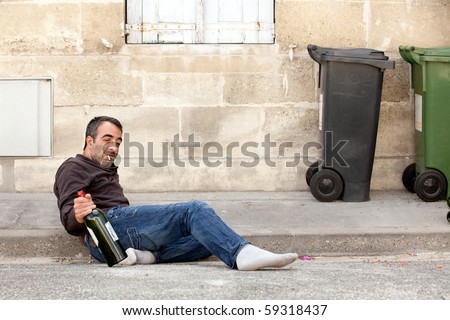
[0,191,449,260]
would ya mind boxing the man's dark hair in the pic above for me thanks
[83,116,123,150]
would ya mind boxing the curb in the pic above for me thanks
[1,229,449,260]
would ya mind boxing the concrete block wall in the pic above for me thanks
[0,0,449,193]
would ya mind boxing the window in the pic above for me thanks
[125,0,275,44]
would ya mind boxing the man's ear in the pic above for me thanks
[85,136,94,148]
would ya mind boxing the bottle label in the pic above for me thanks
[105,221,119,241]
[86,226,99,246]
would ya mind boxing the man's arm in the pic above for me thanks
[54,160,94,236]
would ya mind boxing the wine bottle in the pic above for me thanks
[78,190,127,267]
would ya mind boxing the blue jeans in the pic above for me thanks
[86,200,249,269]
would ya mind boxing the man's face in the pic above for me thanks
[85,121,123,168]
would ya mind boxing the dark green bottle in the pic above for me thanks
[78,190,127,267]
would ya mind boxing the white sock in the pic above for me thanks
[119,248,156,266]
[135,249,156,264]
[119,248,137,265]
[236,244,298,271]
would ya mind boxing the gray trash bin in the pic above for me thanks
[306,44,395,202]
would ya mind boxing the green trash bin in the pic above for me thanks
[400,46,450,204]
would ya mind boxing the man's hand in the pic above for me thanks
[73,193,96,224]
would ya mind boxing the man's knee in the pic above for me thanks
[187,200,213,213]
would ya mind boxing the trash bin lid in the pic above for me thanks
[408,47,450,57]
[308,44,394,69]
[399,46,450,63]
[308,45,389,61]
[322,48,389,60]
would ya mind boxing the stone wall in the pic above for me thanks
[0,0,449,192]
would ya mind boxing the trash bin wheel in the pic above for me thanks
[310,168,343,202]
[447,211,450,224]
[306,161,320,187]
[414,169,447,202]
[402,163,416,193]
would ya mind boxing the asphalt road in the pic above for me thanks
[1,252,449,300]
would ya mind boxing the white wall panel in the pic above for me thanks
[0,79,52,157]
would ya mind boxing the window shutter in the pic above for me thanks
[126,0,197,44]
[126,0,274,44]
[204,0,275,44]
[126,0,143,44]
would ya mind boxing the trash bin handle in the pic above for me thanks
[308,45,323,88]
[398,45,450,92]
[399,45,421,64]
[307,45,322,64]
[318,63,322,89]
